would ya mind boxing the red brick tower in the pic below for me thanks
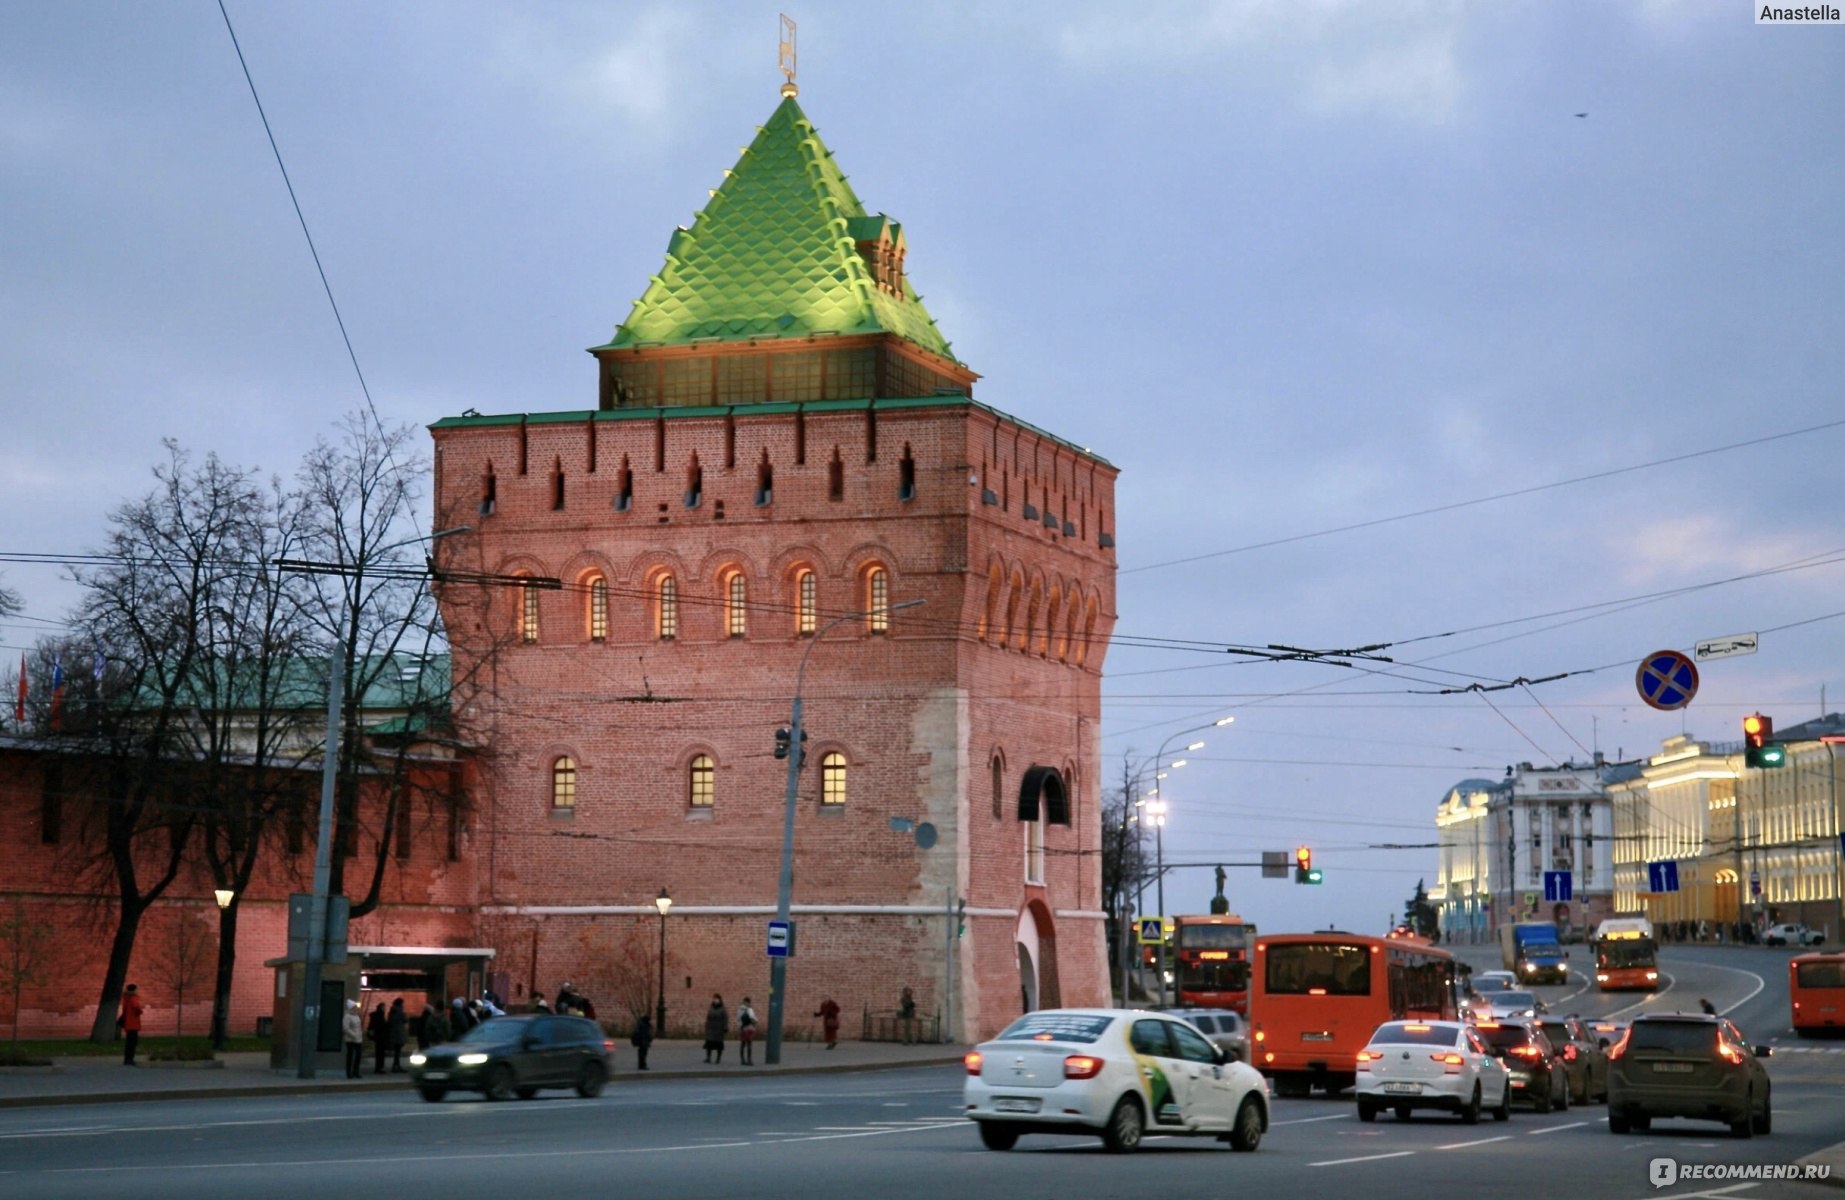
[429,90,1116,1041]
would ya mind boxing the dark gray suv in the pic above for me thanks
[409,1014,612,1102]
[1607,1014,1771,1137]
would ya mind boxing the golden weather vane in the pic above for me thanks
[779,14,797,98]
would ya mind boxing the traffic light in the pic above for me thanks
[773,728,809,766]
[1743,713,1785,769]
[1302,868,1323,885]
[1294,845,1313,884]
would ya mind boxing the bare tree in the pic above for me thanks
[1101,753,1155,982]
[0,898,55,1057]
[62,443,266,1041]
[154,911,215,1048]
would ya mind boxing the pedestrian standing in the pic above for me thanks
[388,998,408,1072]
[118,983,145,1066]
[703,994,728,1064]
[630,1013,653,1071]
[368,1003,389,1075]
[815,996,841,1049]
[898,986,917,1045]
[342,1000,364,1079]
[737,997,757,1065]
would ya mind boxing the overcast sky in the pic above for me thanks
[4,2,1842,935]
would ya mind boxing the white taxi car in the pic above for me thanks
[964,1008,1269,1153]
[1355,1019,1512,1123]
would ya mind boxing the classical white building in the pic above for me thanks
[1433,759,1632,942]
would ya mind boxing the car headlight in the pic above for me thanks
[457,1053,490,1066]
[408,1053,427,1066]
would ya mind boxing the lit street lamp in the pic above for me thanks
[765,596,924,1065]
[653,887,672,1036]
[209,887,236,1049]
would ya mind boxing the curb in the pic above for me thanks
[0,1055,965,1111]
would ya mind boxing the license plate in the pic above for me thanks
[423,1071,449,1081]
[1384,1082,1421,1095]
[1301,1032,1334,1042]
[995,1097,1041,1113]
[1653,1062,1694,1074]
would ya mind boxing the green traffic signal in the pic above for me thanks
[1758,743,1786,768]
[1305,868,1323,885]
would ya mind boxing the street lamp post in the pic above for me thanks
[765,597,923,1065]
[210,887,235,1049]
[653,887,672,1036]
[1134,717,1232,1007]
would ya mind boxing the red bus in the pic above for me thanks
[1593,917,1660,992]
[1170,914,1256,1014]
[1251,930,1457,1097]
[1790,952,1845,1036]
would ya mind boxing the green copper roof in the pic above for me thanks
[594,96,959,362]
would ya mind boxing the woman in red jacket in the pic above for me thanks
[119,984,145,1066]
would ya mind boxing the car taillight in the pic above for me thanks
[1431,1053,1464,1073]
[963,1051,984,1075]
[1254,1029,1266,1043]
[1510,1045,1541,1060]
[1355,1050,1382,1066]
[603,1039,615,1053]
[1064,1055,1104,1080]
[1718,1041,1744,1066]
[1563,1045,1577,1062]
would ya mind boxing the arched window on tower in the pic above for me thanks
[551,756,577,810]
[898,445,916,502]
[689,755,714,809]
[828,449,844,501]
[991,752,1005,820]
[756,453,773,506]
[796,568,817,635]
[866,566,890,633]
[615,457,633,512]
[587,576,608,642]
[656,574,679,640]
[685,455,703,508]
[726,572,748,637]
[519,577,540,644]
[821,752,847,808]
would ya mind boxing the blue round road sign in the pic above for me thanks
[1636,650,1699,711]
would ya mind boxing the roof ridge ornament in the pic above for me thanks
[778,14,798,99]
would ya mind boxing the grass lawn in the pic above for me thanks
[2,1036,271,1060]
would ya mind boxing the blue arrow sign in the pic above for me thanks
[1646,861,1680,893]
[1543,871,1572,903]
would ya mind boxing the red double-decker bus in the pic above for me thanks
[1251,929,1457,1097]
[1171,914,1256,1014]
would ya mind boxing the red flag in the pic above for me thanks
[12,654,23,726]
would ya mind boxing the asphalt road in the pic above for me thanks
[1,948,1838,1200]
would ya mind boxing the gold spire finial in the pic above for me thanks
[778,14,798,98]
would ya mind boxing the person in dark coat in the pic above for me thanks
[815,997,841,1049]
[630,1013,653,1071]
[703,994,728,1064]
[387,998,409,1072]
[736,997,758,1065]
[368,1003,389,1075]
[450,996,475,1036]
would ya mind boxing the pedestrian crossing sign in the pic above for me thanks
[1137,917,1166,945]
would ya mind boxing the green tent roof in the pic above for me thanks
[594,96,959,362]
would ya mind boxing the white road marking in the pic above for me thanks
[1620,1184,1759,1200]
[38,1122,963,1175]
[1527,1120,1588,1135]
[1435,1135,1510,1150]
[1309,1150,1417,1167]
[881,1101,909,1107]
[1271,1113,1350,1126]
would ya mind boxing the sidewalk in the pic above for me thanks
[0,1037,965,1110]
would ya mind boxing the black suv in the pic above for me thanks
[409,1014,612,1102]
[1607,1013,1771,1138]
[1539,1016,1609,1105]
[1475,1021,1569,1112]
